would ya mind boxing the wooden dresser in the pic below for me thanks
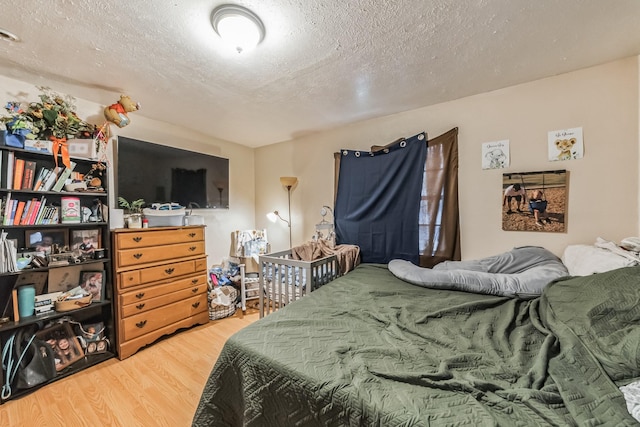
[112,226,209,360]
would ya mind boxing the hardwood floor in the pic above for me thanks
[0,310,259,427]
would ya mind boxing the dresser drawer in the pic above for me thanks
[117,241,205,267]
[120,273,207,310]
[116,227,204,249]
[122,293,208,341]
[119,270,141,289]
[140,259,204,284]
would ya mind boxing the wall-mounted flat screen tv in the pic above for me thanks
[116,136,229,209]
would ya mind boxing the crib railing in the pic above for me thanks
[259,250,339,317]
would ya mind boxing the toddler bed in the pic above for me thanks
[193,263,640,426]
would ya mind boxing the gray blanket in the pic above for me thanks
[388,246,569,297]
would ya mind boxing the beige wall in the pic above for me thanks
[0,75,256,265]
[256,57,640,259]
[1,56,638,264]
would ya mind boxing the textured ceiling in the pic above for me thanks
[0,1,639,148]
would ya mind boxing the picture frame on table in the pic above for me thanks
[36,322,84,372]
[25,228,69,254]
[70,228,101,256]
[78,270,105,302]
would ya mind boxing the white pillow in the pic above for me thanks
[562,244,637,276]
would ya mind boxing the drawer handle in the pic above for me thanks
[165,267,175,274]
[192,287,199,293]
[136,292,145,299]
[191,279,198,284]
[128,276,134,281]
[136,320,147,328]
[192,301,200,308]
[133,253,143,259]
[136,303,145,310]
[189,233,196,238]
[189,246,196,251]
[133,237,142,242]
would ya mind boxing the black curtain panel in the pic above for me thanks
[335,132,427,264]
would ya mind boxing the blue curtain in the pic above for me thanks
[335,132,427,264]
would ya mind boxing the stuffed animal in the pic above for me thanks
[104,95,140,128]
[555,138,576,161]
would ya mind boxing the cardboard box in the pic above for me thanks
[24,139,53,154]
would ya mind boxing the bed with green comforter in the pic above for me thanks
[192,264,640,426]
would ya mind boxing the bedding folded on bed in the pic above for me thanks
[388,246,568,297]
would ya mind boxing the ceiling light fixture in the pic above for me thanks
[0,28,20,42]
[211,4,265,53]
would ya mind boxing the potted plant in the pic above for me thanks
[118,197,145,228]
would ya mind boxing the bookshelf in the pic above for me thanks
[0,136,115,403]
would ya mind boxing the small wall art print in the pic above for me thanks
[548,127,583,161]
[502,170,567,232]
[482,140,510,170]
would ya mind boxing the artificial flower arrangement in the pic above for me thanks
[0,86,96,146]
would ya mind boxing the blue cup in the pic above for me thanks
[17,285,36,317]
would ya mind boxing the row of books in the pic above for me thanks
[0,151,79,192]
[2,194,60,226]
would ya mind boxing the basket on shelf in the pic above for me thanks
[208,286,237,320]
[55,295,92,312]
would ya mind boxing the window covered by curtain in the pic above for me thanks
[334,128,460,267]
[334,133,427,264]
[419,128,460,267]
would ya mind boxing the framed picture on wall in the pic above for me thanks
[502,170,567,232]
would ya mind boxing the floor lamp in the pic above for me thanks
[267,176,297,248]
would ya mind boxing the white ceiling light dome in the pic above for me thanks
[211,4,265,53]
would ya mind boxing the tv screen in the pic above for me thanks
[116,136,229,209]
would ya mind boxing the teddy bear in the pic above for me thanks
[555,138,576,161]
[104,95,140,128]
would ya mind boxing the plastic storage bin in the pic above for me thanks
[142,207,186,227]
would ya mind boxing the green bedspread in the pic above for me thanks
[193,264,640,426]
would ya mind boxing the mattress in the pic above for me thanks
[193,264,640,426]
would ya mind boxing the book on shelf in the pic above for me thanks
[7,199,18,225]
[12,200,26,225]
[12,158,25,190]
[51,161,77,192]
[4,151,14,189]
[42,166,62,192]
[21,160,37,190]
[33,167,49,191]
[34,197,47,224]
[20,197,38,225]
[2,192,11,225]
[29,197,44,225]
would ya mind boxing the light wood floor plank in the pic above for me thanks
[2,310,259,426]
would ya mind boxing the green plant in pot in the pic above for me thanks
[118,197,145,228]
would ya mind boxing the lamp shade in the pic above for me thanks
[280,176,298,188]
[267,211,279,222]
[211,4,265,53]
